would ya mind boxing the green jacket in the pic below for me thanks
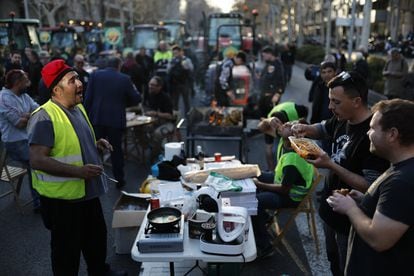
[267,101,299,120]
[32,100,95,200]
[274,149,314,202]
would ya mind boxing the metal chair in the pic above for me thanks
[0,144,28,213]
[266,169,323,275]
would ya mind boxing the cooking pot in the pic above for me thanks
[147,207,182,231]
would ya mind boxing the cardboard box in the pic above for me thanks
[112,192,150,254]
[112,192,150,228]
[114,227,139,254]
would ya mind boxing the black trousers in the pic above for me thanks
[40,196,107,276]
[171,83,190,114]
[94,126,125,184]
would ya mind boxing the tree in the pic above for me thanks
[360,0,372,51]
[33,0,68,27]
[184,0,219,34]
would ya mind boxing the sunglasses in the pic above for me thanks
[336,71,363,98]
[337,71,354,83]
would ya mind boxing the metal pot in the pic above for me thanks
[147,207,181,231]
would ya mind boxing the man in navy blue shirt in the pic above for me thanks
[84,57,141,188]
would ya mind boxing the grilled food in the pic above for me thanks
[288,136,322,159]
[333,189,350,196]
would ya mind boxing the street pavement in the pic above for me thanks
[0,64,331,276]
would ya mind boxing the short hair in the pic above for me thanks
[236,51,247,63]
[150,75,164,88]
[74,54,84,62]
[272,111,288,124]
[327,71,368,104]
[371,99,414,146]
[295,104,309,119]
[389,47,401,55]
[261,46,275,56]
[4,69,26,89]
[320,61,336,71]
[172,45,181,51]
[10,50,21,57]
[107,56,121,69]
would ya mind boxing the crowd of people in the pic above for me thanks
[0,38,413,276]
[0,42,196,275]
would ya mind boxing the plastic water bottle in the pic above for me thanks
[180,142,186,160]
[195,145,205,169]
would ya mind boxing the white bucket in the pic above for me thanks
[164,142,182,161]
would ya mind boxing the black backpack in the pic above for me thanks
[170,59,187,83]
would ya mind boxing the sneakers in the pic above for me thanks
[256,245,275,259]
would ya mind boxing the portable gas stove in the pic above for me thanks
[136,215,184,253]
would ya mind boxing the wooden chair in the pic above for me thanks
[266,169,323,275]
[165,110,183,143]
[0,144,28,213]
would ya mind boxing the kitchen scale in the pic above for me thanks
[136,215,184,253]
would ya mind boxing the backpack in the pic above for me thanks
[170,59,187,83]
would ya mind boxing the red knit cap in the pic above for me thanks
[41,59,74,90]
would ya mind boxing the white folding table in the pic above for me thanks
[131,210,257,276]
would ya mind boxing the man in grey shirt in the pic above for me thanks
[28,59,126,276]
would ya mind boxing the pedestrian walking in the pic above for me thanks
[84,57,141,188]
[382,48,409,99]
[135,47,154,105]
[214,46,237,107]
[121,51,145,93]
[281,43,295,84]
[310,61,337,124]
[73,54,89,90]
[168,45,193,114]
[153,41,172,81]
[258,46,285,171]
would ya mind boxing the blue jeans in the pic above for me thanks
[4,140,40,208]
[252,171,298,249]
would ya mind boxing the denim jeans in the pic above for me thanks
[252,171,298,249]
[4,140,40,208]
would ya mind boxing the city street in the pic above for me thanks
[0,64,332,276]
[1,0,412,275]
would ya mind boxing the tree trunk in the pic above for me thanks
[296,0,303,47]
[360,0,372,52]
[325,0,332,55]
[287,0,292,43]
[390,0,401,42]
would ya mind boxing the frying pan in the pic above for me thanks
[147,207,182,231]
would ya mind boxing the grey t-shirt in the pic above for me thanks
[28,103,108,201]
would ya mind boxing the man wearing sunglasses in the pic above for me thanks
[292,71,389,276]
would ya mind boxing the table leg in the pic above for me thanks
[169,262,175,276]
[184,260,207,276]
